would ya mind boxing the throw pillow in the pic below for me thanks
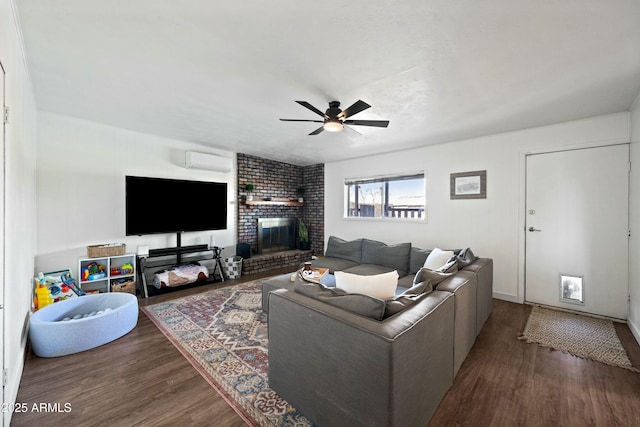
[423,248,454,270]
[294,281,386,320]
[335,270,399,299]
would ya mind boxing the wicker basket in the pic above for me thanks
[87,243,126,258]
[111,280,135,295]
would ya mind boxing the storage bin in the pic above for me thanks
[87,243,126,258]
[236,243,251,259]
[224,256,243,279]
[111,279,136,295]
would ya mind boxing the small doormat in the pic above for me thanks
[519,306,638,371]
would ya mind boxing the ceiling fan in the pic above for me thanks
[280,100,389,135]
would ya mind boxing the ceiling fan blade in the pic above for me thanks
[295,101,327,118]
[343,119,390,128]
[309,126,325,135]
[339,100,371,119]
[280,119,324,123]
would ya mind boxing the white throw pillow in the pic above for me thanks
[423,248,455,270]
[335,270,399,299]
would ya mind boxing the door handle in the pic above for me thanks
[528,227,542,232]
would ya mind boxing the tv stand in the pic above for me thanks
[148,244,209,261]
[139,244,225,298]
[151,231,203,264]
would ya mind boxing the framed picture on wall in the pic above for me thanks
[450,170,487,199]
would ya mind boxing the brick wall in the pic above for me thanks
[302,163,324,255]
[242,251,312,275]
[237,153,325,259]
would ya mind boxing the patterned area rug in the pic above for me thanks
[141,280,312,426]
[519,306,637,371]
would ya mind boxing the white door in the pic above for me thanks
[525,144,629,320]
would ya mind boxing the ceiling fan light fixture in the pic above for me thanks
[281,100,388,136]
[323,120,343,132]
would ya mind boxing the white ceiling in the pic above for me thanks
[16,0,640,166]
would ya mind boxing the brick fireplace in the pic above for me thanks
[236,153,324,274]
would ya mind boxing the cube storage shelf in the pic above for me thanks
[78,253,136,294]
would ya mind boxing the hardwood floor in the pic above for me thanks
[11,269,291,427]
[428,300,640,427]
[12,271,640,427]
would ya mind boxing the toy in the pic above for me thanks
[29,293,138,357]
[82,262,106,281]
[120,263,134,275]
[34,270,83,308]
[61,271,85,296]
[40,274,55,286]
[47,284,77,303]
[35,284,53,310]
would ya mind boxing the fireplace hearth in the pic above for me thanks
[257,218,297,255]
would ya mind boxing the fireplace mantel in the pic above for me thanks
[245,199,303,207]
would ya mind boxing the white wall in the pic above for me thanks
[325,113,630,302]
[35,112,237,275]
[629,94,640,344]
[0,0,38,424]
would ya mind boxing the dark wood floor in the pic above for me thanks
[12,270,640,427]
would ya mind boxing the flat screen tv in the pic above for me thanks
[126,175,227,236]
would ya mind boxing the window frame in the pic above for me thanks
[344,172,426,222]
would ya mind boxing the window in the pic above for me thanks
[345,173,425,219]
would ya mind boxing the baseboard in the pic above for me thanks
[629,316,640,347]
[493,291,519,303]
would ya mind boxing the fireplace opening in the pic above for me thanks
[257,218,297,255]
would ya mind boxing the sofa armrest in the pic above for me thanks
[463,258,493,334]
[268,288,454,427]
[436,270,477,376]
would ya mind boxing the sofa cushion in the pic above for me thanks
[325,236,363,264]
[383,279,433,318]
[423,248,454,270]
[361,239,411,277]
[293,281,386,320]
[397,274,416,290]
[335,270,399,299]
[409,247,432,273]
[310,257,359,273]
[342,264,399,276]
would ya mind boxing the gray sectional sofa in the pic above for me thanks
[265,236,493,427]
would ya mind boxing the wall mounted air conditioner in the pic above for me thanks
[185,151,232,172]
